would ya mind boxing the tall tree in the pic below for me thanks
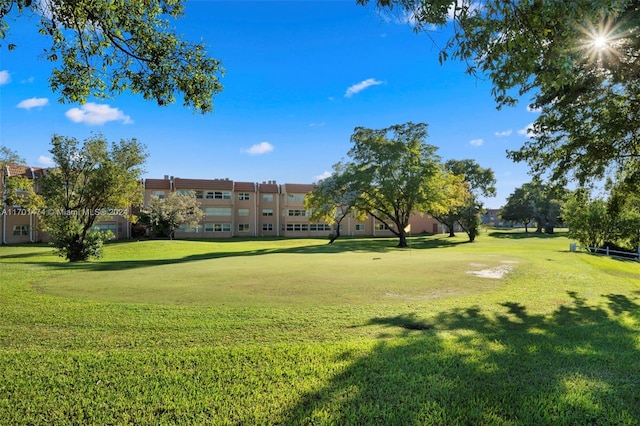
[500,186,534,232]
[39,134,147,261]
[1,0,223,113]
[341,122,447,248]
[140,190,204,239]
[359,0,640,186]
[436,159,496,241]
[502,180,565,234]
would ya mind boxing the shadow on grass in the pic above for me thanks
[278,292,640,424]
[19,235,466,272]
[489,230,568,239]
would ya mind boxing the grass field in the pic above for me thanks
[1,230,639,424]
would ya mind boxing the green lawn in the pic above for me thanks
[1,231,639,424]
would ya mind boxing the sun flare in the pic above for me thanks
[592,35,609,50]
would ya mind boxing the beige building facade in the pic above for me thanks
[143,176,442,239]
[1,163,442,244]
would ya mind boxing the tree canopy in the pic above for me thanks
[0,0,223,113]
[436,159,496,241]
[39,134,147,261]
[317,122,448,248]
[359,0,640,186]
[140,190,204,239]
[305,165,367,244]
[501,180,566,234]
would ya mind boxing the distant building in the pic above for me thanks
[144,176,442,239]
[1,163,444,243]
[482,208,505,226]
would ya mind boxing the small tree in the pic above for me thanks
[305,166,367,244]
[563,194,613,251]
[141,191,204,239]
[1,146,26,208]
[39,134,146,261]
[435,159,496,242]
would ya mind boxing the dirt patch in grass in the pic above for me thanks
[466,261,518,279]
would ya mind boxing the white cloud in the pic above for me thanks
[21,76,34,84]
[495,129,512,137]
[65,103,133,125]
[315,171,332,182]
[0,70,10,85]
[38,155,54,166]
[242,141,274,155]
[527,105,541,113]
[309,122,325,127]
[17,97,49,110]
[469,138,484,147]
[344,78,383,98]
[518,123,535,136]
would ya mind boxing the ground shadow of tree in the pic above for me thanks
[488,230,568,239]
[277,292,640,424]
[17,235,465,272]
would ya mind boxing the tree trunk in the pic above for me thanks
[328,227,341,244]
[398,229,408,248]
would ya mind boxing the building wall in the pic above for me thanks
[1,164,46,244]
[2,167,445,243]
[141,177,444,240]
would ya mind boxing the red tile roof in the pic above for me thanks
[3,163,43,179]
[173,178,233,190]
[258,182,279,193]
[282,183,315,193]
[144,178,172,190]
[234,181,255,191]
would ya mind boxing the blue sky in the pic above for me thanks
[0,0,539,208]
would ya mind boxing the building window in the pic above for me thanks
[177,224,202,233]
[238,192,250,201]
[205,191,232,200]
[205,207,232,216]
[262,194,274,202]
[238,208,250,217]
[309,224,331,231]
[287,193,306,202]
[287,209,307,216]
[262,208,273,216]
[12,225,29,236]
[205,223,231,232]
[375,223,390,231]
[355,224,365,231]
[286,223,309,231]
[195,190,203,199]
[151,190,165,199]
[238,224,250,232]
[262,223,273,231]
[91,223,116,234]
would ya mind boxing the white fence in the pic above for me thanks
[570,243,640,262]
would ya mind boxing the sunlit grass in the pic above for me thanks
[1,230,639,424]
